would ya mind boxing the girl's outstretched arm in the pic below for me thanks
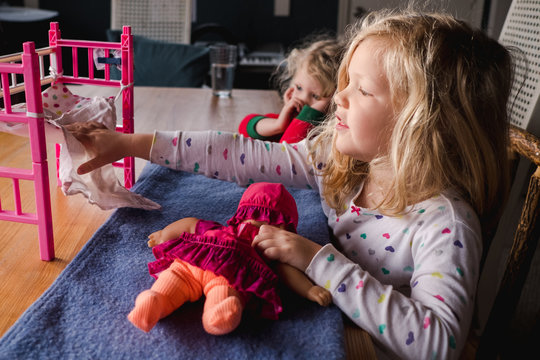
[65,121,154,175]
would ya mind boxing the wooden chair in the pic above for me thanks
[461,124,540,359]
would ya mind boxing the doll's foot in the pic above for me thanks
[127,290,167,332]
[202,296,243,335]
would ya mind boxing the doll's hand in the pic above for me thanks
[252,225,322,272]
[147,230,168,247]
[307,285,332,307]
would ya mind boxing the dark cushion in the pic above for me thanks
[106,30,209,87]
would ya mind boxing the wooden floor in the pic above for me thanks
[0,86,376,359]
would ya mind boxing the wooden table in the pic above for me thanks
[0,86,376,359]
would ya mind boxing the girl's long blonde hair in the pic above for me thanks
[310,9,513,231]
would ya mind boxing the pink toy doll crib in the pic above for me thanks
[0,22,135,261]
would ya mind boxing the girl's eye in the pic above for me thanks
[312,94,321,100]
[296,85,302,91]
[359,88,371,96]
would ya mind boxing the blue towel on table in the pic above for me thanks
[0,163,345,360]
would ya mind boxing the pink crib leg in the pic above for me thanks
[34,159,55,260]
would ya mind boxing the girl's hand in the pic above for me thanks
[65,121,127,174]
[277,93,304,127]
[252,225,322,272]
[65,121,153,174]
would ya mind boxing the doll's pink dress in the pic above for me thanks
[147,182,299,320]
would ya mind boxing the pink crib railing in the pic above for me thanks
[0,23,134,261]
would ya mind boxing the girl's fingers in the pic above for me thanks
[77,156,106,175]
[253,226,322,271]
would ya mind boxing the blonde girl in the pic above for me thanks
[68,8,513,359]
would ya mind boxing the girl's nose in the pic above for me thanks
[334,89,348,108]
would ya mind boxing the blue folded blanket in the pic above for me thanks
[0,163,345,359]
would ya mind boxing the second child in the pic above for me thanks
[238,37,343,143]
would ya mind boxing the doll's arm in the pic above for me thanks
[276,263,332,306]
[147,217,199,247]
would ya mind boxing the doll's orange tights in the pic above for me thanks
[127,259,245,335]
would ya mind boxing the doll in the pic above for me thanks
[128,182,331,335]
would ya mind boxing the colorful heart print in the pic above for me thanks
[406,331,415,345]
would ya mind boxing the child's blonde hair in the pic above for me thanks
[274,36,344,98]
[310,9,513,231]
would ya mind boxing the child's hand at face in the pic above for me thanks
[280,87,305,121]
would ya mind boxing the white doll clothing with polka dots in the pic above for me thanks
[44,85,160,210]
[149,129,482,360]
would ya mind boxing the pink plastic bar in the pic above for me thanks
[72,47,78,78]
[120,26,135,188]
[1,72,12,112]
[0,166,33,179]
[57,39,121,50]
[48,22,63,82]
[0,63,24,73]
[87,48,94,79]
[12,178,21,215]
[104,49,110,81]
